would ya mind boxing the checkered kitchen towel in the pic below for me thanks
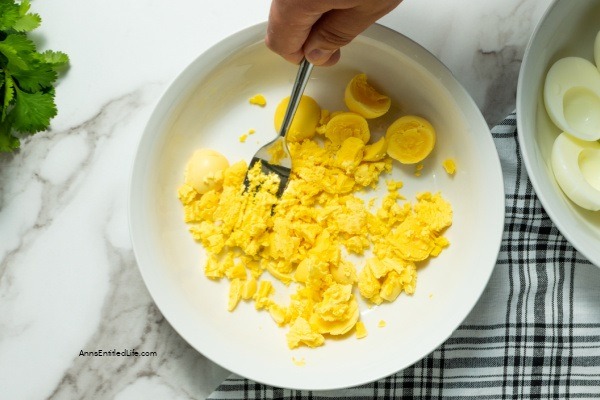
[209,113,600,399]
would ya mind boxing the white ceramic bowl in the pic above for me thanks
[517,0,600,267]
[129,22,504,390]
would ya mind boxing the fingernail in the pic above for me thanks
[307,48,334,64]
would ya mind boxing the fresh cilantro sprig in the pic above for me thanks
[0,0,69,152]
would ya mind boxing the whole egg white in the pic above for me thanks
[551,132,600,211]
[544,57,600,141]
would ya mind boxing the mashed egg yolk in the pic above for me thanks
[249,94,267,107]
[178,144,452,348]
[178,74,453,350]
[443,158,457,175]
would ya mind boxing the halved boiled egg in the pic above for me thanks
[551,132,600,211]
[544,57,600,141]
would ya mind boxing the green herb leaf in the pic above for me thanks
[2,72,15,118]
[13,13,41,33]
[2,32,37,55]
[0,0,69,153]
[0,2,20,31]
[12,59,57,91]
[0,38,30,70]
[37,50,70,68]
[0,119,21,152]
[12,86,57,133]
[18,0,32,16]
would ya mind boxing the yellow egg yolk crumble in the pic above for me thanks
[178,140,452,349]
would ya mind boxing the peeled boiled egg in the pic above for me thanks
[544,57,600,141]
[551,132,600,211]
[184,148,229,194]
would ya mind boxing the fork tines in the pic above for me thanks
[244,157,292,198]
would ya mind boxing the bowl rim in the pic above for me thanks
[516,0,600,268]
[128,21,505,390]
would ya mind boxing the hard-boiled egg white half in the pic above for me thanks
[544,57,600,141]
[551,132,600,211]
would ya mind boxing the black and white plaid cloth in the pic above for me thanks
[208,113,600,399]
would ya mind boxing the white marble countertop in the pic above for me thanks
[0,0,554,398]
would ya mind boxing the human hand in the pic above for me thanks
[265,0,402,66]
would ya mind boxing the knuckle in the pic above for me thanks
[317,26,354,47]
[264,33,278,52]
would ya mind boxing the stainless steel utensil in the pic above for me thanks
[244,59,314,197]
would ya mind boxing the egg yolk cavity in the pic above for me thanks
[178,74,453,349]
[551,132,600,211]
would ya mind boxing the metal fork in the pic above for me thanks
[244,59,314,197]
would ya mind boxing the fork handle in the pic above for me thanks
[278,59,314,138]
